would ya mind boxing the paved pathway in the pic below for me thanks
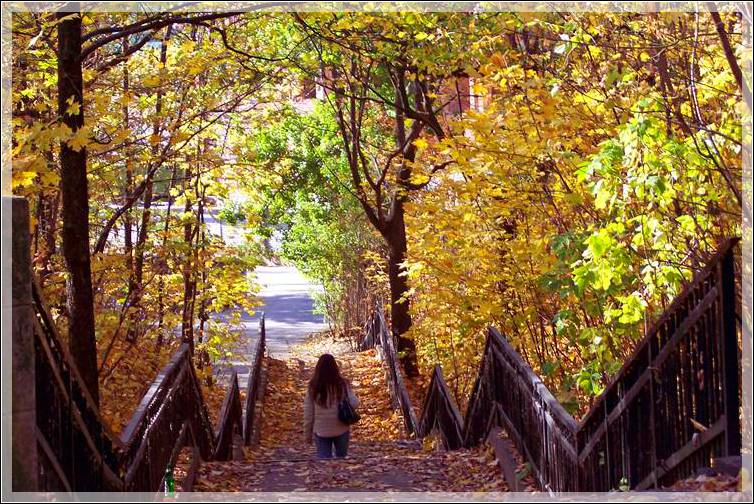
[204,207,326,357]
[201,205,326,382]
[196,346,509,493]
[250,265,327,358]
[217,265,326,387]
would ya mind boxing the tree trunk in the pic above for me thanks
[708,7,752,112]
[156,164,178,349]
[122,37,134,279]
[57,9,100,405]
[181,210,196,353]
[196,189,211,379]
[19,54,58,285]
[181,153,197,354]
[384,203,419,377]
[330,62,422,376]
[124,177,151,342]
[34,187,60,284]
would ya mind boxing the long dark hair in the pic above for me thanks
[308,354,346,407]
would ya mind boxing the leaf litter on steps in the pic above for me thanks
[195,331,510,492]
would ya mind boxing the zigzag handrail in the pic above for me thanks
[362,305,420,436]
[32,277,266,492]
[366,237,741,492]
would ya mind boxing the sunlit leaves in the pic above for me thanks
[67,125,91,152]
[400,11,742,411]
[10,9,743,422]
[65,96,81,116]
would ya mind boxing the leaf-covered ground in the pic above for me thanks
[99,335,228,435]
[99,336,178,435]
[492,428,539,492]
[664,472,743,492]
[195,333,509,492]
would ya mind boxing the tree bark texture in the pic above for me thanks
[57,9,100,405]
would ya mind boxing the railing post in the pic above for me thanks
[720,244,741,456]
[5,197,39,491]
[575,429,584,492]
[243,312,265,445]
[259,312,265,348]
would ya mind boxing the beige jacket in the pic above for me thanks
[304,383,359,438]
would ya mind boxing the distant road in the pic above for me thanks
[216,265,327,386]
[204,210,327,355]
[249,265,327,357]
[203,206,327,383]
[127,203,326,360]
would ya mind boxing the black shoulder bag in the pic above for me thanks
[337,385,360,425]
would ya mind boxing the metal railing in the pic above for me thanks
[361,306,420,436]
[243,314,266,445]
[366,238,741,492]
[31,279,266,492]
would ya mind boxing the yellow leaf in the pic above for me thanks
[67,126,90,152]
[143,75,161,87]
[413,138,428,149]
[65,96,80,116]
[12,170,37,189]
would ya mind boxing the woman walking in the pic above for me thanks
[304,354,359,458]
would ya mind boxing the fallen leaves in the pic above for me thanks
[197,441,509,492]
[99,336,178,435]
[664,472,742,492]
[255,357,307,451]
[202,377,228,427]
[194,331,510,492]
[99,335,229,435]
[493,428,539,492]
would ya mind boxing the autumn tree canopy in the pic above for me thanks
[10,7,746,414]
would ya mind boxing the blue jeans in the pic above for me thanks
[314,431,350,459]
